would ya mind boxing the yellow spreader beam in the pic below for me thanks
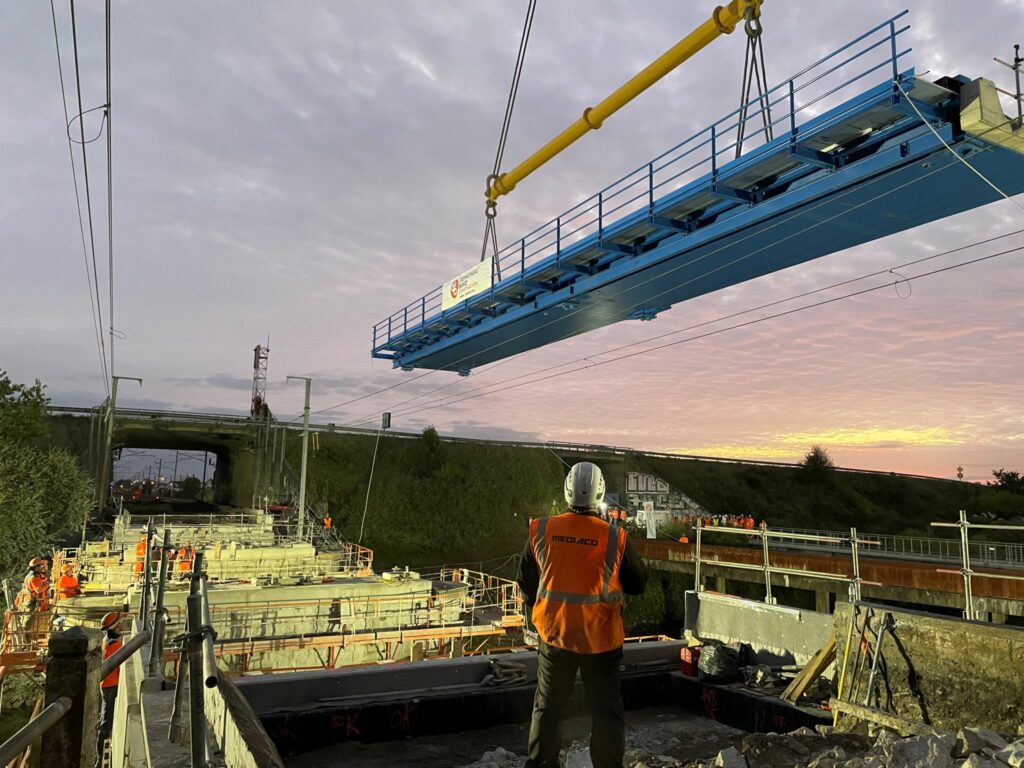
[486,0,762,205]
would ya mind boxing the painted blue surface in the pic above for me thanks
[371,16,1024,373]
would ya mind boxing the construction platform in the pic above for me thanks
[372,15,1024,373]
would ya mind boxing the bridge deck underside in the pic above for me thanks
[375,74,1024,372]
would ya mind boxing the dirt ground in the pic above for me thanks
[285,706,746,768]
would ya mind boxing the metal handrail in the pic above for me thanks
[373,13,911,348]
[0,697,72,766]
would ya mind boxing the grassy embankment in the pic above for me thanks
[298,429,1024,633]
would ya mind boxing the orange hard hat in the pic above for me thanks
[62,564,73,573]
[28,558,47,569]
[100,611,121,630]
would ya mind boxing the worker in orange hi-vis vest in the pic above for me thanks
[56,564,81,600]
[132,535,147,577]
[517,462,647,768]
[97,612,123,762]
[177,545,194,578]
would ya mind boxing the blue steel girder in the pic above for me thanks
[372,54,1024,370]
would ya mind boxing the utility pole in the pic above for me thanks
[286,375,312,540]
[97,376,141,513]
[171,450,179,497]
[201,451,209,502]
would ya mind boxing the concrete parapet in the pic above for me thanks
[691,590,834,666]
[834,601,1024,734]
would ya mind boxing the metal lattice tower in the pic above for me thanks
[250,344,270,418]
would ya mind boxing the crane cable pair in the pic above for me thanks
[479,1,771,278]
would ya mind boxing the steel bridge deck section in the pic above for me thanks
[372,15,1024,372]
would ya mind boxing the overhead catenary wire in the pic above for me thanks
[321,91,1021,425]
[49,0,109,397]
[340,151,975,425]
[387,243,1024,421]
[69,0,110,393]
[105,0,116,379]
[318,138,964,424]
[359,225,1024,423]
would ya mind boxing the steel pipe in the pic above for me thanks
[100,629,151,680]
[198,577,219,689]
[0,697,72,766]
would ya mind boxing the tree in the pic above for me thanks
[802,445,835,471]
[181,475,202,498]
[989,468,1024,495]
[0,374,91,583]
[0,370,49,445]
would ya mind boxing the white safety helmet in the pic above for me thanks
[564,462,606,511]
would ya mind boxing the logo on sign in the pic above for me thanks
[449,278,460,299]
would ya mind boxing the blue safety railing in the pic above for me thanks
[373,13,913,357]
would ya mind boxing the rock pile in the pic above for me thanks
[459,725,1024,768]
[681,725,1024,768]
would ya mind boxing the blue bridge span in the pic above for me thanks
[372,15,1024,373]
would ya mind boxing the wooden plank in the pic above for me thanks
[829,698,936,736]
[781,634,836,703]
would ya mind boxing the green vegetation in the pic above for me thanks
[632,453,1024,535]
[302,427,564,571]
[0,372,92,585]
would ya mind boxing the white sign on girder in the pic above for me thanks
[442,260,493,310]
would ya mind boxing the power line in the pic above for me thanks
[318,102,1022,423]
[104,0,115,378]
[354,226,1024,423]
[69,0,109,394]
[388,243,1024,421]
[50,0,108,397]
[338,155,966,426]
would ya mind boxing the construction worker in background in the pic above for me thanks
[132,535,147,579]
[56,564,81,600]
[15,559,49,637]
[97,611,123,763]
[517,462,648,768]
[177,544,194,578]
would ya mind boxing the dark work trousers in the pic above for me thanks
[526,640,625,768]
[96,686,118,765]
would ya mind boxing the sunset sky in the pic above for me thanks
[2,0,1022,481]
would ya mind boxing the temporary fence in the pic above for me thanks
[931,511,1024,620]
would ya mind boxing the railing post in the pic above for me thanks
[598,192,604,240]
[148,528,171,677]
[761,525,774,604]
[520,238,526,275]
[958,510,975,620]
[421,296,426,326]
[789,80,797,136]
[187,552,209,767]
[556,217,561,257]
[849,527,862,602]
[141,520,154,634]
[889,21,899,82]
[403,306,408,333]
[647,162,654,210]
[40,626,102,768]
[710,124,717,178]
[694,519,703,592]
